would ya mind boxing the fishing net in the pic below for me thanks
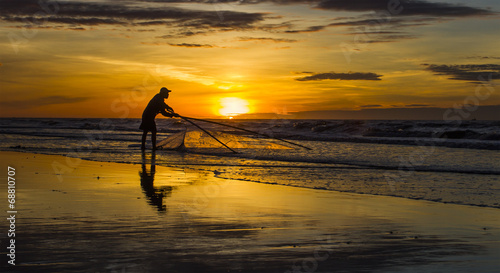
[157,129,292,151]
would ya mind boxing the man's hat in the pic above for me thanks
[160,87,171,93]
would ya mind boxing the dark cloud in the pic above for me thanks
[292,0,493,39]
[361,104,382,108]
[328,17,432,30]
[345,33,418,43]
[423,64,500,83]
[292,71,314,74]
[168,43,214,48]
[276,0,493,39]
[140,0,495,17]
[0,0,494,39]
[238,36,297,43]
[134,20,172,26]
[0,0,266,33]
[1,15,122,25]
[156,30,209,39]
[295,71,382,81]
[146,0,495,18]
[309,0,494,41]
[329,18,405,27]
[67,27,86,31]
[372,35,418,43]
[325,12,448,43]
[406,104,431,107]
[145,42,242,48]
[315,0,493,17]
[284,25,327,33]
[466,56,500,60]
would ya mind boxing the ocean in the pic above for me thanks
[1,117,499,209]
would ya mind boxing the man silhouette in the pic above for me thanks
[140,87,178,150]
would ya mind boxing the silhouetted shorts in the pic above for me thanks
[139,119,156,132]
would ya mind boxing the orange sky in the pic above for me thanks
[0,0,499,119]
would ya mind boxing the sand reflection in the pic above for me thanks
[140,151,174,212]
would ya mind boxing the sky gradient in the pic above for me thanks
[0,0,499,119]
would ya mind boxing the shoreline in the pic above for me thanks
[3,148,500,210]
[1,151,499,272]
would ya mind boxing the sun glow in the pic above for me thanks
[219,97,250,117]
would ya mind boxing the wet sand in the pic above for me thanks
[1,151,499,272]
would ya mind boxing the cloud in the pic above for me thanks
[238,37,298,43]
[466,56,500,60]
[1,15,122,25]
[284,25,327,34]
[318,1,490,42]
[143,0,495,18]
[423,64,500,83]
[75,56,217,85]
[279,18,424,44]
[156,30,208,39]
[405,104,431,107]
[140,0,495,17]
[293,71,314,74]
[0,0,266,34]
[343,33,418,43]
[141,41,221,48]
[1,0,494,39]
[295,72,382,81]
[168,43,215,48]
[315,0,493,17]
[328,17,432,32]
[283,0,494,40]
[329,18,407,27]
[68,27,86,31]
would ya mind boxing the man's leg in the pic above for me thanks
[152,129,157,150]
[141,131,148,150]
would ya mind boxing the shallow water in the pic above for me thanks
[1,118,499,208]
[2,152,499,273]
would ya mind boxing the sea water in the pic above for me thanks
[1,118,499,208]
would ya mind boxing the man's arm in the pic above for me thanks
[160,104,178,117]
[160,109,170,117]
[165,104,174,113]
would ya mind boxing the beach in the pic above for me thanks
[1,151,499,272]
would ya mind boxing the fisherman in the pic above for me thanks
[140,87,178,150]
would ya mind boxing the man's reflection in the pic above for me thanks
[140,151,173,212]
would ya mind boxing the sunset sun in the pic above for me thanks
[218,97,250,118]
